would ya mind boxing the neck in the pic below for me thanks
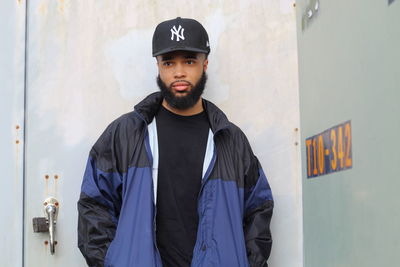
[162,98,203,116]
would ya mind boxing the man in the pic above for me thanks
[78,17,273,267]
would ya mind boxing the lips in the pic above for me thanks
[171,81,191,92]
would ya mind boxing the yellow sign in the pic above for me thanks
[306,121,352,178]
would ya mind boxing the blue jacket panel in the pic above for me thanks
[191,179,248,267]
[104,166,162,267]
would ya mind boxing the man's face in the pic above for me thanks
[156,51,208,110]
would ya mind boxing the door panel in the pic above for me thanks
[296,1,400,266]
[0,1,26,266]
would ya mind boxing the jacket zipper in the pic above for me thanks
[194,127,227,260]
[197,127,227,199]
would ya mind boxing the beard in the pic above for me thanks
[157,72,208,110]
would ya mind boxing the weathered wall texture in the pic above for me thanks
[2,0,302,266]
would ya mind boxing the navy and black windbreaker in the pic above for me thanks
[77,92,273,267]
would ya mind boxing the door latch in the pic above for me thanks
[32,197,59,255]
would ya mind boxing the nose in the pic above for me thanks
[174,63,186,79]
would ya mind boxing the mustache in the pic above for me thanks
[170,80,193,87]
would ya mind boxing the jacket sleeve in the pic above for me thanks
[242,138,274,267]
[77,124,123,267]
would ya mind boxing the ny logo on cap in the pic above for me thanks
[170,25,185,41]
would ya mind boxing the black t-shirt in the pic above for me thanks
[155,105,210,267]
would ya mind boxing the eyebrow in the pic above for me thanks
[184,54,198,59]
[161,53,198,61]
[161,55,173,61]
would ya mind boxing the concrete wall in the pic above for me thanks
[1,1,302,266]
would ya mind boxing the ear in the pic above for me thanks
[203,58,209,72]
[155,56,162,65]
[156,57,162,72]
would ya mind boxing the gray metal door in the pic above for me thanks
[0,1,25,266]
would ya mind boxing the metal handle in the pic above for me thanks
[43,197,59,255]
[32,197,59,255]
[45,203,57,255]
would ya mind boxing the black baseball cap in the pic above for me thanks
[152,17,210,57]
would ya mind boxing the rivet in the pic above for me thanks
[295,142,299,146]
[45,175,49,179]
[307,9,313,18]
[44,240,49,245]
[293,2,296,7]
[16,140,20,144]
[55,241,58,245]
[43,202,47,206]
[16,125,20,130]
[55,202,59,207]
[54,175,59,179]
[314,1,319,11]
[294,128,299,132]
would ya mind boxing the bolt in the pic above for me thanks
[44,240,49,245]
[307,9,313,18]
[43,202,47,206]
[45,174,49,179]
[295,142,299,146]
[294,128,299,132]
[16,125,20,130]
[55,241,58,245]
[55,202,59,207]
[16,140,20,144]
[54,175,59,179]
[293,2,296,7]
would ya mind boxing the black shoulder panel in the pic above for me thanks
[209,123,259,189]
[90,111,151,174]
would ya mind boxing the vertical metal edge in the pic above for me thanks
[22,0,28,266]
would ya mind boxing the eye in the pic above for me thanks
[186,60,196,65]
[162,61,173,66]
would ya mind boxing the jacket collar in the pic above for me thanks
[202,98,230,133]
[134,92,163,124]
[134,92,230,134]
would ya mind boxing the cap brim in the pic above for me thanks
[153,47,209,57]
